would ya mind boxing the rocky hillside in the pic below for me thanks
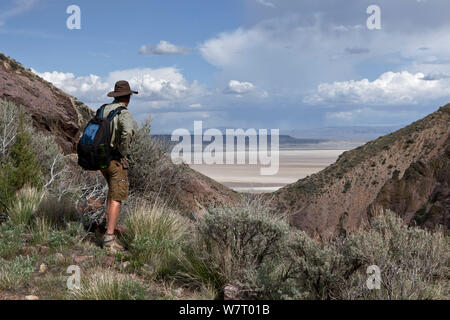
[371,140,449,230]
[0,53,93,154]
[272,105,450,239]
[0,53,239,213]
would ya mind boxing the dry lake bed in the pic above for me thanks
[188,147,350,193]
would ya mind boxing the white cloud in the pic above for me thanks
[199,15,366,95]
[199,8,450,106]
[33,67,203,106]
[109,68,202,101]
[0,0,38,26]
[139,41,190,56]
[222,80,269,99]
[33,70,110,102]
[305,71,450,106]
[224,80,256,94]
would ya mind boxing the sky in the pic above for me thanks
[1,0,450,133]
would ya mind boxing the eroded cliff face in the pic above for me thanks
[0,53,93,154]
[273,105,450,239]
[371,140,449,230]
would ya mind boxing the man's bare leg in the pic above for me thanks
[105,197,110,226]
[106,197,121,235]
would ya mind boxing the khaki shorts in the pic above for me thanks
[100,160,129,202]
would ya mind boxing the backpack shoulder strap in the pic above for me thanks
[107,106,127,121]
[96,104,108,118]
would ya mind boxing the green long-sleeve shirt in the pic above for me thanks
[101,102,135,157]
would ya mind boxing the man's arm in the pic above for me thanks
[118,110,135,158]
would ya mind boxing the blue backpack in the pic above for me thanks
[77,104,127,171]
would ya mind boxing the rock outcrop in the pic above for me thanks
[0,53,93,154]
[371,140,449,230]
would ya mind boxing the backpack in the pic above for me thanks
[77,104,127,171]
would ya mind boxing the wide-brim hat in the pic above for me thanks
[107,80,139,97]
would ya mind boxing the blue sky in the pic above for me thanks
[2,0,450,133]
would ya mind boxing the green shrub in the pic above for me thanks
[284,231,360,300]
[4,111,43,193]
[0,256,35,290]
[342,210,449,299]
[128,118,187,203]
[47,230,77,249]
[36,195,79,228]
[282,209,449,300]
[0,222,27,259]
[0,101,43,205]
[181,198,291,299]
[199,204,288,278]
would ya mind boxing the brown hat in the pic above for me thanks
[107,80,139,97]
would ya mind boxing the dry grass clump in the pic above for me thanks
[121,199,190,277]
[8,186,45,226]
[68,270,148,300]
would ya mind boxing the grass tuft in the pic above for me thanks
[121,200,189,277]
[68,271,148,300]
[8,186,45,226]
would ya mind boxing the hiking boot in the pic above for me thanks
[102,234,125,254]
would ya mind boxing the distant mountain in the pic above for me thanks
[156,125,403,143]
[283,125,403,142]
[271,105,449,239]
[154,126,400,143]
[153,134,327,151]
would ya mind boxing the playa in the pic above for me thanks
[189,149,347,193]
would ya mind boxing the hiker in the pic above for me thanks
[99,80,137,253]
